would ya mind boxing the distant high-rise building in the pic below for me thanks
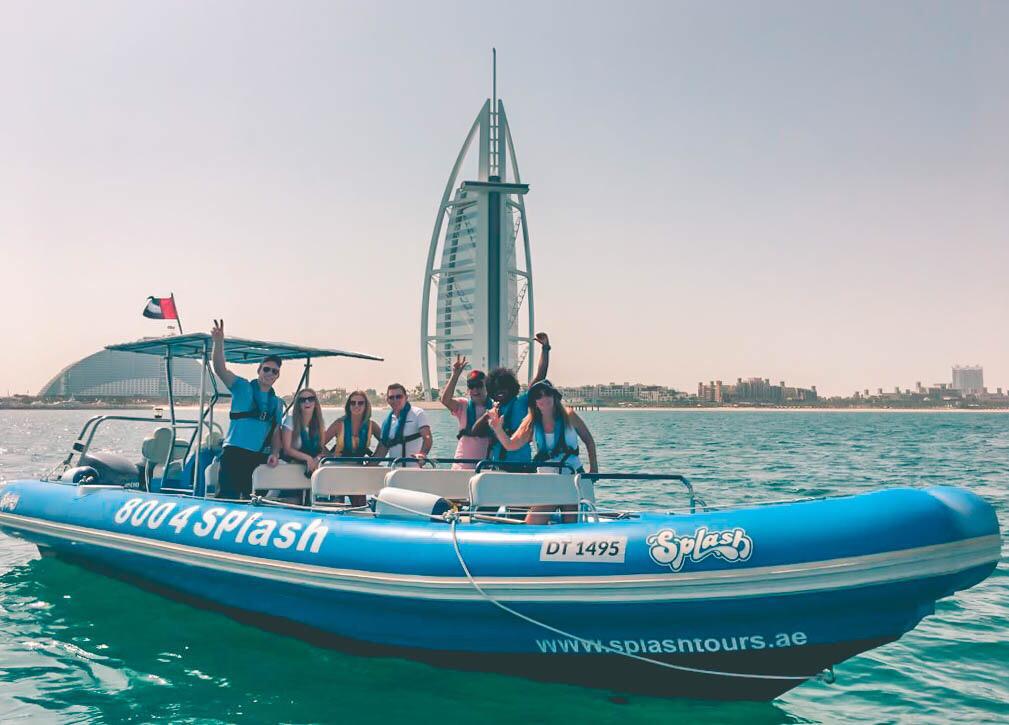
[952,365,984,395]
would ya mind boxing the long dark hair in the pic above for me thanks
[527,385,570,428]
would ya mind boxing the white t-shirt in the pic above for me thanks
[382,406,430,462]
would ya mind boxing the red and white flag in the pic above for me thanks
[142,296,178,320]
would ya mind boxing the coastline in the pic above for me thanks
[3,404,1007,414]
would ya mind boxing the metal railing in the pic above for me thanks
[575,473,700,514]
[54,414,222,483]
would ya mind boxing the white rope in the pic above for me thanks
[448,516,825,683]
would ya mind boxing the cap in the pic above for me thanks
[466,370,486,388]
[529,379,561,398]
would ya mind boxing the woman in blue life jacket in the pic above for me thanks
[324,390,381,461]
[487,379,598,524]
[323,391,381,506]
[281,387,327,473]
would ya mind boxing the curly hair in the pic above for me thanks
[485,367,520,401]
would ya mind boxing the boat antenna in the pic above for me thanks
[492,47,496,112]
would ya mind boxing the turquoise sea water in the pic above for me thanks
[0,409,1006,723]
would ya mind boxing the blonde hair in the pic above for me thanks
[292,387,326,445]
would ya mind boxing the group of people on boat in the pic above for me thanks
[209,320,597,503]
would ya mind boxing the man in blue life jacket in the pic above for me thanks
[373,383,432,466]
[471,332,551,467]
[211,319,284,499]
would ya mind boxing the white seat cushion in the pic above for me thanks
[384,469,473,500]
[252,462,311,491]
[311,465,388,498]
[141,427,173,465]
[468,472,581,509]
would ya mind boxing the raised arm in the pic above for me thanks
[568,409,598,474]
[532,332,551,385]
[487,409,533,451]
[440,355,467,412]
[211,319,237,389]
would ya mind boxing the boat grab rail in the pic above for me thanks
[317,456,401,467]
[576,472,701,514]
[56,415,221,476]
[392,457,487,468]
[316,456,489,469]
[473,460,576,473]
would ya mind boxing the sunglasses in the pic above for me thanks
[467,383,485,390]
[387,393,405,401]
[261,366,280,375]
[349,399,367,407]
[299,396,317,404]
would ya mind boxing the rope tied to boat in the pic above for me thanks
[447,515,834,684]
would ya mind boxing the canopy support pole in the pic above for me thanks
[192,339,208,495]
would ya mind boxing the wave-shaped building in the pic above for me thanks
[38,349,212,399]
[420,55,535,397]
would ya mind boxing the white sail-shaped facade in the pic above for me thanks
[421,98,534,398]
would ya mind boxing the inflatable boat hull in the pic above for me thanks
[0,481,999,700]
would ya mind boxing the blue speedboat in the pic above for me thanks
[0,335,1001,701]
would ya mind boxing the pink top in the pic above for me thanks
[451,399,489,469]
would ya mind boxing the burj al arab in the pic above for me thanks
[420,52,535,398]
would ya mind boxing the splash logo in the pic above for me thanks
[0,492,21,512]
[647,526,753,572]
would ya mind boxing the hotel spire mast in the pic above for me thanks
[420,51,536,398]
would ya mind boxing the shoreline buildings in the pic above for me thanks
[697,378,818,405]
[420,52,535,398]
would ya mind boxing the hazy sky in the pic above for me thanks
[2,1,1007,397]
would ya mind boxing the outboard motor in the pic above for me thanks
[373,487,452,522]
[79,451,142,486]
[60,466,99,484]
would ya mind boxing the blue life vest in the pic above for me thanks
[381,402,422,456]
[457,400,487,440]
[533,411,579,468]
[339,416,373,458]
[490,394,533,462]
[299,426,322,457]
[227,379,280,452]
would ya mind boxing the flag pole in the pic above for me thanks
[171,292,184,334]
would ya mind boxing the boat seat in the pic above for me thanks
[141,427,174,482]
[204,431,224,452]
[468,471,584,510]
[384,469,473,501]
[311,465,388,500]
[251,462,311,491]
